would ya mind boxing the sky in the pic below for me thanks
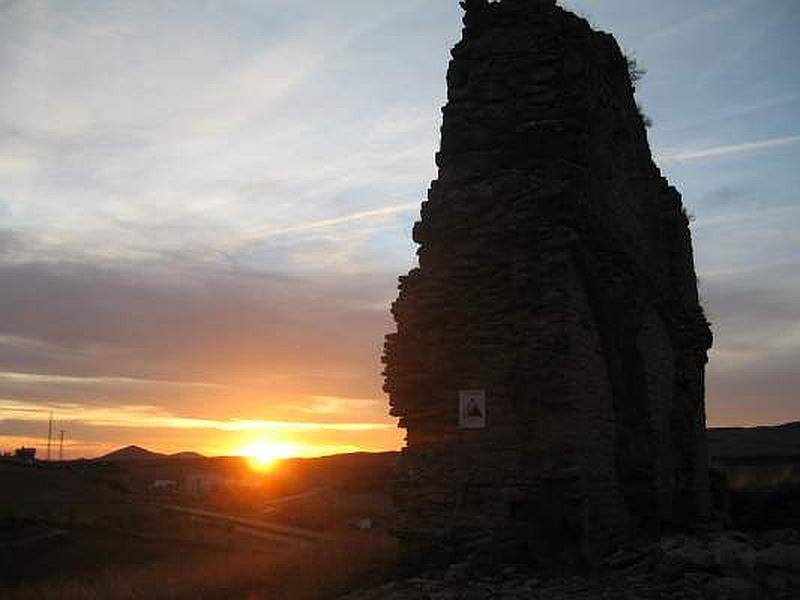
[0,0,798,459]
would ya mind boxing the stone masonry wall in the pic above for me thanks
[383,0,712,559]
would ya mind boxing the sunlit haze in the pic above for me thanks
[239,440,299,471]
[1,0,798,459]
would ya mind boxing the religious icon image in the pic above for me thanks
[458,389,486,429]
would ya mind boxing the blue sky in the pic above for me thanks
[0,0,798,457]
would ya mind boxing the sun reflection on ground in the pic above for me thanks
[238,441,299,471]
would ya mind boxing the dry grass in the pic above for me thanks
[4,532,399,600]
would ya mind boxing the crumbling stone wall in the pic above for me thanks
[383,0,712,558]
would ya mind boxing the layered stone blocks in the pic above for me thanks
[383,0,712,558]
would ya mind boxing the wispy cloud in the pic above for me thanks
[234,202,419,246]
[287,394,382,415]
[0,399,392,432]
[642,2,745,46]
[656,135,800,164]
[0,0,445,272]
[0,370,226,389]
[658,90,800,135]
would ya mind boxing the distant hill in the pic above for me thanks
[170,451,205,459]
[708,421,800,462]
[0,460,130,509]
[95,446,206,462]
[709,422,800,529]
[96,445,166,461]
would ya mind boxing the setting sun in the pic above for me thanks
[239,441,299,471]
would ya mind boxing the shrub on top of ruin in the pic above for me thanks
[637,103,654,128]
[626,55,653,128]
[626,55,647,90]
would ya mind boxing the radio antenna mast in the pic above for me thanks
[47,412,53,461]
[59,430,65,461]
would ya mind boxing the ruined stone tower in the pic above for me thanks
[382,0,713,557]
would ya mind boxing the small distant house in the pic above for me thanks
[149,479,178,494]
[185,472,224,496]
[14,447,36,463]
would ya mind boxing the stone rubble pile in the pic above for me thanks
[344,530,799,600]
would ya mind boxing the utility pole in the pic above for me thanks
[59,430,65,461]
[47,412,53,461]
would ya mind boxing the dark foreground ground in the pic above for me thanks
[0,452,400,599]
[0,522,398,599]
[1,424,798,598]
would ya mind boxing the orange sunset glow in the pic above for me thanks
[0,394,405,460]
[239,441,300,471]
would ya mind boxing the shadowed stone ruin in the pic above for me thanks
[382,0,713,560]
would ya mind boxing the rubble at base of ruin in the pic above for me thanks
[382,0,713,560]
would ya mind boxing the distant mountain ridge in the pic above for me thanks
[708,421,800,461]
[95,445,164,461]
[94,423,799,463]
[170,451,205,459]
[96,445,204,462]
